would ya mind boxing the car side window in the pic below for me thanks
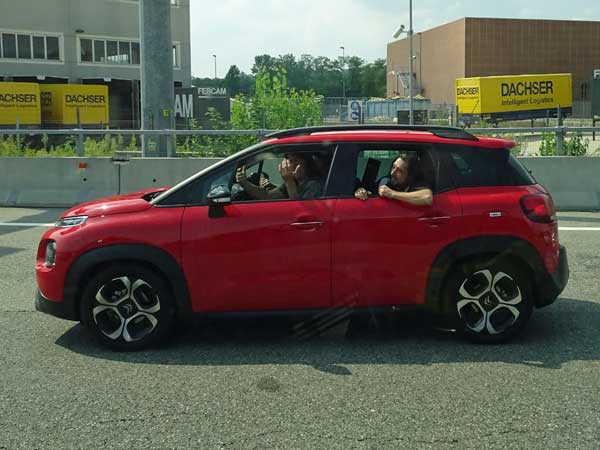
[353,147,436,195]
[231,144,335,203]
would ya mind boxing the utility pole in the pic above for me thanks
[408,0,414,125]
[340,46,345,100]
[213,54,217,79]
[140,0,174,157]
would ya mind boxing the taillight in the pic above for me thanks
[520,194,556,223]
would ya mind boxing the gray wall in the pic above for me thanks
[1,157,600,211]
[0,0,191,86]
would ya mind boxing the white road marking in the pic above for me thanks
[559,227,600,231]
[0,222,55,227]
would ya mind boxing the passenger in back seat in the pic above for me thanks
[354,154,433,206]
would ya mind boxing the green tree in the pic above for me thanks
[223,65,241,96]
[231,67,323,143]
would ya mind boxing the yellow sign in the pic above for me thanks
[40,84,109,126]
[456,73,572,116]
[0,83,41,126]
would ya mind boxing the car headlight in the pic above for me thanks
[45,241,56,267]
[55,215,88,228]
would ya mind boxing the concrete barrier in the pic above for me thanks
[0,157,117,208]
[519,157,600,210]
[119,158,221,194]
[1,156,599,210]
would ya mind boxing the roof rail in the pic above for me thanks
[266,125,478,141]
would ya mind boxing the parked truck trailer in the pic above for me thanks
[456,73,572,124]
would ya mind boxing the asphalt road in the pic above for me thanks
[1,207,599,450]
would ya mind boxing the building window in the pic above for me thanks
[1,32,61,61]
[32,36,45,59]
[81,39,93,62]
[106,40,118,63]
[172,44,180,68]
[1,33,17,58]
[94,40,105,62]
[79,37,177,67]
[46,36,60,60]
[131,42,140,64]
[17,34,31,59]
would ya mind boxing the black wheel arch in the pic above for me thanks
[62,244,192,322]
[425,235,546,314]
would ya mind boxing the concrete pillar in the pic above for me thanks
[140,0,174,157]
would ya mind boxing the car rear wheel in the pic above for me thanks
[443,257,533,344]
[80,265,175,351]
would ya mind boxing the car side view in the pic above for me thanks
[35,125,569,350]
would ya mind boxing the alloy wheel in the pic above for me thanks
[456,270,523,335]
[92,276,161,342]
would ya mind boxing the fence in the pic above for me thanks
[2,126,600,158]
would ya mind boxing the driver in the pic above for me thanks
[236,152,324,200]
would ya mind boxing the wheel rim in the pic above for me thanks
[92,276,161,343]
[456,270,523,335]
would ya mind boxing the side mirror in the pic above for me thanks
[207,185,231,218]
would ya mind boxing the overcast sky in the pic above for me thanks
[190,0,600,78]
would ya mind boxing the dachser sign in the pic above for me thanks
[0,93,38,103]
[41,84,109,125]
[501,81,554,97]
[456,74,572,120]
[0,83,41,125]
[65,94,106,104]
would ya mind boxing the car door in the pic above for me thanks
[330,143,463,307]
[179,145,335,313]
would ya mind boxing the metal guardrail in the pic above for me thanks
[2,126,600,157]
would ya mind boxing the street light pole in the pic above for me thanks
[340,46,345,100]
[212,54,217,79]
[408,0,414,125]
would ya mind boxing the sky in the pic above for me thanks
[189,0,600,78]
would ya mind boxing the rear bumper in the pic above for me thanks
[35,289,78,321]
[535,245,569,308]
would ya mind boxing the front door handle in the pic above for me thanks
[418,216,451,226]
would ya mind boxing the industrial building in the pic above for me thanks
[387,17,600,116]
[0,0,191,127]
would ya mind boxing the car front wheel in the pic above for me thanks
[80,265,175,351]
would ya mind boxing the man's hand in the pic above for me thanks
[354,187,371,201]
[235,165,247,184]
[279,159,297,181]
[378,185,395,199]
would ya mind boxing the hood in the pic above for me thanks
[61,187,169,219]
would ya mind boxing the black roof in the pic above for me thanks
[266,125,478,141]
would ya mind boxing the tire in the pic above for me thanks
[80,264,176,351]
[442,257,534,344]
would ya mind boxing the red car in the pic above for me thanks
[35,125,569,350]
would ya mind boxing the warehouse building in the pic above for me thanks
[387,17,600,116]
[0,0,191,127]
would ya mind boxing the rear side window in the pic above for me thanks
[444,146,535,188]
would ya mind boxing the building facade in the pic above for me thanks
[387,17,600,113]
[0,0,191,127]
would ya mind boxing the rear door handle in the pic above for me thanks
[418,216,451,223]
[290,221,324,230]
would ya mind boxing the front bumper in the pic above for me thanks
[535,245,569,308]
[35,289,78,321]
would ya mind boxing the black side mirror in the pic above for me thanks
[207,185,231,218]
